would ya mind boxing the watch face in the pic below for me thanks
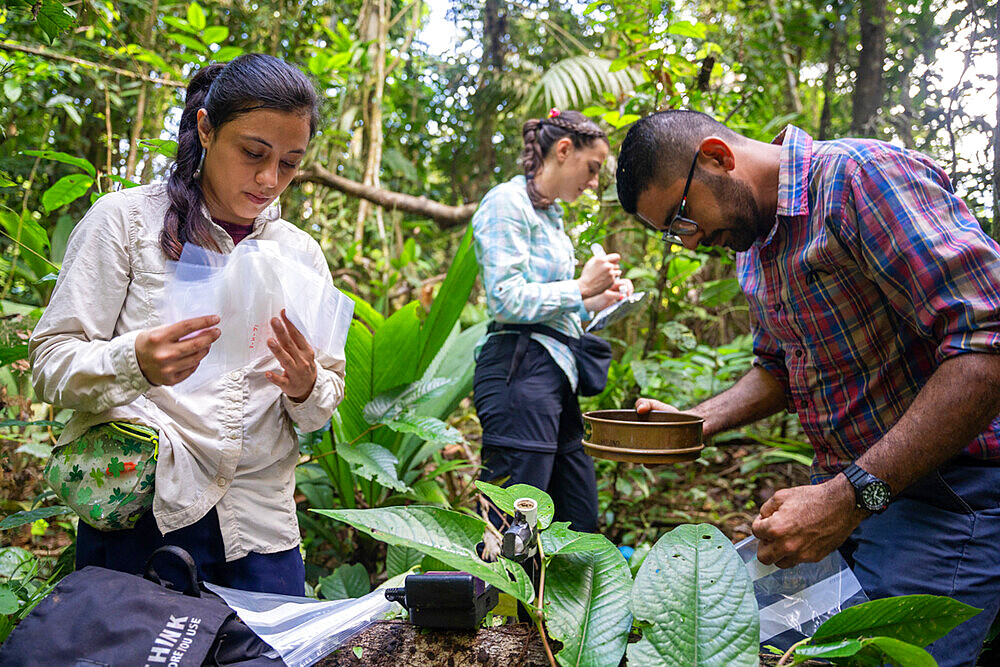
[862,481,890,509]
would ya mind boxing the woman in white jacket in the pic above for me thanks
[29,54,344,595]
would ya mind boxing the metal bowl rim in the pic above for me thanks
[582,409,704,427]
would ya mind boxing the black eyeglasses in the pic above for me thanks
[636,150,701,244]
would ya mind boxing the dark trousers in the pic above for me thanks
[839,458,1000,666]
[76,506,305,596]
[474,334,598,532]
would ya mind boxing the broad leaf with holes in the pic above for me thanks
[315,506,534,604]
[545,534,633,667]
[628,524,758,666]
[335,441,409,492]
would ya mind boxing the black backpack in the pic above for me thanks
[0,546,284,666]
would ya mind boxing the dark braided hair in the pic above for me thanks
[520,110,608,209]
[161,54,319,260]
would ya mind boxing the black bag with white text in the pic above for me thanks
[0,546,282,667]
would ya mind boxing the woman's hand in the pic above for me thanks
[136,315,221,386]
[583,289,623,313]
[266,309,317,402]
[577,252,622,298]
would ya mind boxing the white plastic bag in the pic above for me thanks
[736,535,870,650]
[204,583,397,667]
[162,240,354,390]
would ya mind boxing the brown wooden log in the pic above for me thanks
[294,165,478,230]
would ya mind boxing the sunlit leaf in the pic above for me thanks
[187,2,207,31]
[22,150,96,177]
[42,174,94,212]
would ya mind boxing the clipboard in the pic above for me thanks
[585,291,647,333]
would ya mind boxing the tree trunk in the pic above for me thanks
[353,0,389,247]
[993,0,999,239]
[125,0,160,181]
[766,0,802,115]
[469,0,507,198]
[851,0,887,136]
[819,11,841,141]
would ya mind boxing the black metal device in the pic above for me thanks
[384,572,499,630]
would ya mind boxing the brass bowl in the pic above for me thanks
[582,409,704,464]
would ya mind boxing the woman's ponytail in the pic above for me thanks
[519,110,608,210]
[161,63,226,261]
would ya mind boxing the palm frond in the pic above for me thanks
[525,56,646,113]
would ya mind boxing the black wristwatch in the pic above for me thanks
[842,463,891,513]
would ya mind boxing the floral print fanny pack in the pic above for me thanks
[44,422,158,531]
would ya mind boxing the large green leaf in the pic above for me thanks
[22,150,96,177]
[856,637,936,666]
[415,224,478,377]
[545,536,633,667]
[475,481,555,530]
[363,377,451,425]
[318,563,371,600]
[0,506,73,531]
[526,56,645,113]
[339,319,375,439]
[810,594,980,648]
[396,321,487,478]
[384,413,463,445]
[35,0,75,43]
[335,441,409,492]
[372,301,421,396]
[314,506,534,604]
[0,207,49,254]
[540,522,609,556]
[346,292,384,330]
[385,544,424,578]
[627,524,758,667]
[0,344,29,367]
[42,174,94,212]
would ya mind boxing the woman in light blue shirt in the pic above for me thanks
[472,109,627,532]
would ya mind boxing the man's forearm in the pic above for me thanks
[858,353,1000,494]
[690,365,788,438]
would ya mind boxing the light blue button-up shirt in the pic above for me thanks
[472,175,589,389]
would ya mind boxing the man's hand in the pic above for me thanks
[266,309,317,402]
[136,314,221,386]
[752,474,867,568]
[635,397,680,413]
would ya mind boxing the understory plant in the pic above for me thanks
[315,483,982,667]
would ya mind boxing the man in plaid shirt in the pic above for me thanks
[616,110,1000,665]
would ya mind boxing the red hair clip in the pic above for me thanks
[547,108,561,119]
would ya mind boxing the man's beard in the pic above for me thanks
[701,174,771,252]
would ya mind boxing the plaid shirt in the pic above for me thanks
[472,175,589,389]
[737,126,1000,481]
